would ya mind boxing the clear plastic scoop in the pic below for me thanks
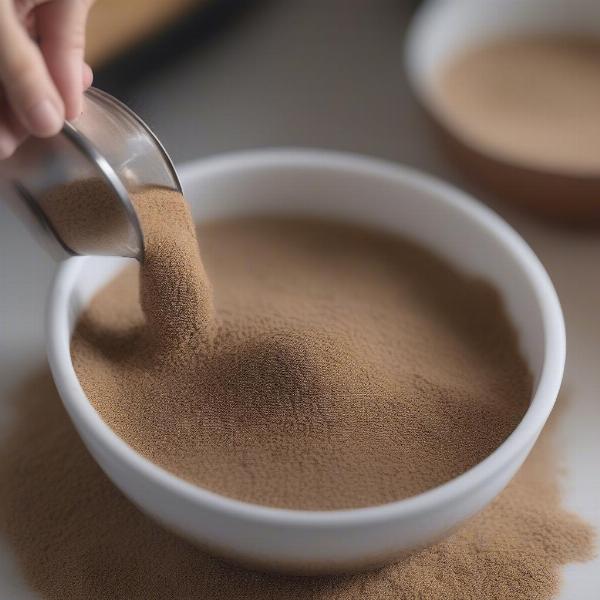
[0,87,181,261]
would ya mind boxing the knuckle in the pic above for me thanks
[6,55,40,86]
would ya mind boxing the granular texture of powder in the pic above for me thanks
[134,188,215,352]
[40,178,134,255]
[0,372,593,599]
[436,36,600,173]
[71,188,532,510]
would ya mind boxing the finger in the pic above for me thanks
[0,122,18,159]
[36,0,93,121]
[0,2,64,136]
[82,62,93,90]
[0,95,27,158]
[13,0,51,22]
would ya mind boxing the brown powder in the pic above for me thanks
[0,371,593,599]
[40,178,134,255]
[135,188,215,351]
[436,35,600,173]
[71,187,532,509]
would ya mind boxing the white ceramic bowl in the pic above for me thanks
[404,0,600,222]
[47,149,565,574]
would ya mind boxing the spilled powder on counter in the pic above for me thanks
[436,35,600,173]
[0,372,593,600]
[71,187,532,509]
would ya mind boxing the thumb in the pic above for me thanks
[37,0,94,121]
[0,1,65,136]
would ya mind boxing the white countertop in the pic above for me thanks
[0,0,598,597]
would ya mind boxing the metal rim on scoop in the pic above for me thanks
[61,120,145,261]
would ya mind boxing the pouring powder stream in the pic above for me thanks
[71,186,532,509]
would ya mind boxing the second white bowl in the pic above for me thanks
[404,0,600,221]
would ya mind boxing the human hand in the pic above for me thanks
[0,0,95,158]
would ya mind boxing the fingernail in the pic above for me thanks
[25,100,63,136]
[0,134,16,159]
[65,100,82,122]
[83,62,94,89]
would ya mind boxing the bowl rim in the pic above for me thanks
[46,148,565,528]
[404,0,600,181]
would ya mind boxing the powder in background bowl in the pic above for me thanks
[71,187,532,510]
[435,35,600,174]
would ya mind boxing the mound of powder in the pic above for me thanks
[71,187,532,509]
[436,35,600,173]
[0,372,593,599]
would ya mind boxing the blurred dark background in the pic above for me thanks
[90,0,259,98]
[87,0,437,168]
